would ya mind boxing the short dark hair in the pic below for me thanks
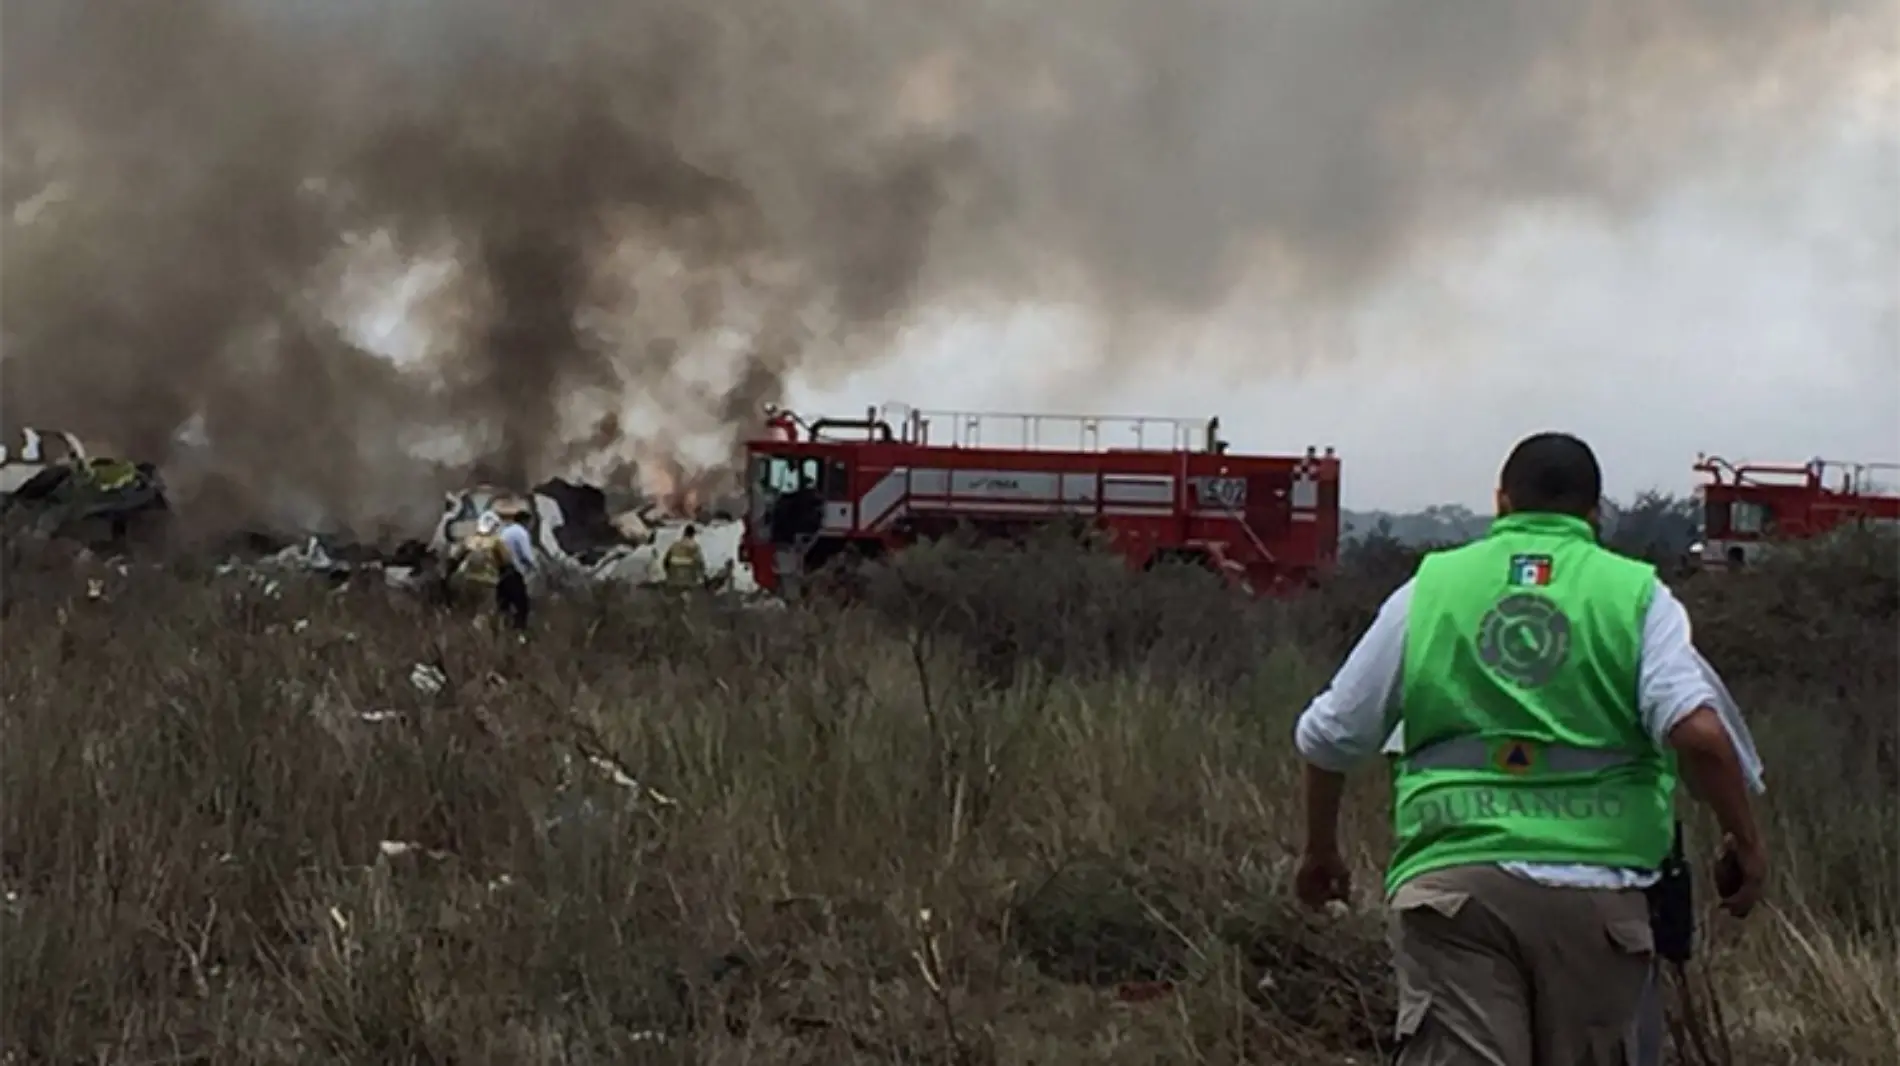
[683,524,697,537]
[1499,432,1602,517]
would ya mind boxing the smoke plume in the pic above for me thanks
[0,0,1886,535]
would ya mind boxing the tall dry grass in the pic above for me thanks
[1,530,1894,1064]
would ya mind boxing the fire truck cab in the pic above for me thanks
[743,403,1341,598]
[1692,453,1900,567]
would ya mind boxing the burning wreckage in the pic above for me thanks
[226,481,740,595]
[419,480,737,593]
[1,427,741,595]
[0,427,170,546]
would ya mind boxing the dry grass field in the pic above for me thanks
[2,530,1894,1065]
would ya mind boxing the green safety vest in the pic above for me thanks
[1386,511,1673,895]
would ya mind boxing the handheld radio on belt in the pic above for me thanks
[1647,821,1695,963]
[1647,819,1739,1066]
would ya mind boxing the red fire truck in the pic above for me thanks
[740,404,1341,597]
[1692,453,1900,567]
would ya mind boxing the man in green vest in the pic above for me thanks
[1292,432,1767,1066]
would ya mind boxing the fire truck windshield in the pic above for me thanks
[758,455,820,496]
[749,453,825,544]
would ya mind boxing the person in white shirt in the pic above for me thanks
[1292,432,1768,1065]
[1346,586,1768,1065]
[493,502,538,631]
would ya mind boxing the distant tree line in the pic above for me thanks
[1343,491,1704,572]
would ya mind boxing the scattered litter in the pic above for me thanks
[328,905,349,932]
[587,753,679,807]
[292,618,310,634]
[378,840,454,862]
[357,710,402,724]
[410,664,447,694]
[588,754,641,790]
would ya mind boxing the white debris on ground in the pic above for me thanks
[210,536,429,590]
[377,840,455,861]
[538,747,681,836]
[585,752,678,807]
[409,664,447,694]
[544,518,755,591]
[208,519,759,595]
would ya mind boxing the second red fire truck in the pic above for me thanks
[1692,453,1900,567]
[741,403,1341,597]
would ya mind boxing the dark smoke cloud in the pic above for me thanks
[0,0,1886,535]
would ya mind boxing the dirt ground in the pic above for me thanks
[2,531,1894,1064]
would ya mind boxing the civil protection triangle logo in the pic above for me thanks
[1493,740,1538,775]
[1508,553,1553,587]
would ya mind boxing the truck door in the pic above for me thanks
[1247,472,1290,539]
[824,458,852,530]
[750,455,824,545]
[749,453,834,598]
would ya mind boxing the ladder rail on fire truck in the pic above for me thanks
[1695,453,1900,497]
[773,402,1341,463]
[888,405,1331,561]
[873,403,1324,564]
[877,403,1230,454]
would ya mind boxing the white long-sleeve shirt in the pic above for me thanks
[498,522,538,574]
[1294,577,1766,890]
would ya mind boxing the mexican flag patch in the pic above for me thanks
[1508,553,1553,587]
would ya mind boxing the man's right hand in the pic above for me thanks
[1714,833,1767,919]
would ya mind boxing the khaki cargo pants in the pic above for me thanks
[1389,864,1655,1066]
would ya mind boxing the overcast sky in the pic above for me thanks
[793,88,1898,512]
[335,60,1897,514]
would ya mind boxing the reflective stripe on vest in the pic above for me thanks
[1402,736,1638,775]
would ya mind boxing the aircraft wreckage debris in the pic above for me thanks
[3,433,758,597]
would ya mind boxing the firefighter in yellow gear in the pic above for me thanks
[450,512,511,588]
[662,524,708,590]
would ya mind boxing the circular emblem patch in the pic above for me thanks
[1477,593,1572,688]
